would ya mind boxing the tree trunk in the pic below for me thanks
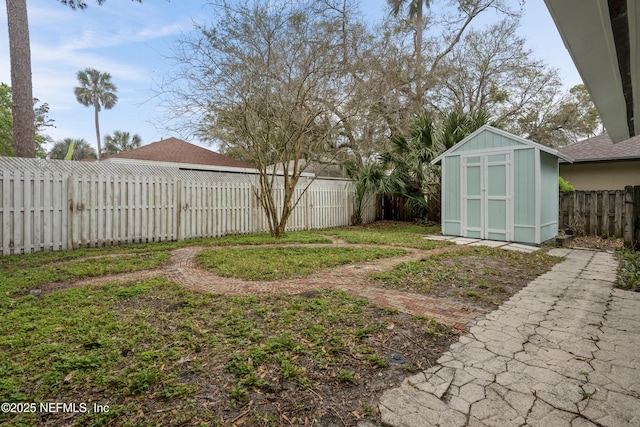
[414,4,423,110]
[94,102,101,159]
[6,0,35,157]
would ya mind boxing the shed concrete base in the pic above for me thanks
[425,235,540,253]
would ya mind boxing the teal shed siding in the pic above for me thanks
[513,148,536,243]
[540,151,559,242]
[450,130,522,153]
[434,126,566,245]
[443,156,461,236]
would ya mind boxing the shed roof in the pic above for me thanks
[102,137,254,169]
[431,125,573,165]
[558,133,640,163]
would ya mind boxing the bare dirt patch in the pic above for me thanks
[568,235,624,251]
[373,247,563,311]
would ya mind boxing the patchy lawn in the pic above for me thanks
[323,221,448,250]
[0,221,566,425]
[0,279,456,426]
[372,246,564,310]
[196,246,407,281]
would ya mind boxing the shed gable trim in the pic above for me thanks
[431,125,574,165]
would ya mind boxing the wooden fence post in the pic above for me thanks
[67,176,76,250]
[634,186,640,250]
[624,186,634,248]
[176,179,183,242]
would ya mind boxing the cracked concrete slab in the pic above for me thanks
[377,249,640,427]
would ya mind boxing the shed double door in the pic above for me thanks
[462,153,512,241]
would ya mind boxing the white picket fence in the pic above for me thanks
[0,158,375,256]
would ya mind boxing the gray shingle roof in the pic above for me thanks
[559,133,640,162]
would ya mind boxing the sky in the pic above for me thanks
[0,0,583,155]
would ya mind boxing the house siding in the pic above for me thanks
[559,161,640,190]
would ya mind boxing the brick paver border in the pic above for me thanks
[41,241,488,330]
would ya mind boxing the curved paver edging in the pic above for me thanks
[44,241,485,330]
[378,248,640,427]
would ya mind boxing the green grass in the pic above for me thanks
[372,246,563,306]
[0,277,453,426]
[196,246,407,280]
[0,231,331,271]
[616,248,640,291]
[0,252,170,302]
[210,230,332,246]
[323,222,448,250]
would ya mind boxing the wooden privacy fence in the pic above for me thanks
[558,186,640,248]
[376,195,416,222]
[0,158,373,256]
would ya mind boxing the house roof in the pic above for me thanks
[268,158,344,178]
[558,133,640,163]
[102,137,254,169]
[544,1,639,142]
[431,125,573,165]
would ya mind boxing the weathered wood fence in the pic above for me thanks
[559,186,640,248]
[0,158,374,256]
[376,195,416,222]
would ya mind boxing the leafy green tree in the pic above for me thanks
[0,83,13,156]
[0,83,53,158]
[74,68,118,159]
[48,138,97,160]
[103,130,141,156]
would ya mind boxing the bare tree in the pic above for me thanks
[432,18,601,146]
[379,0,522,120]
[160,0,360,237]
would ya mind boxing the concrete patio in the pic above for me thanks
[376,248,640,426]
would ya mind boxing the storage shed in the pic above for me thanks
[431,126,573,245]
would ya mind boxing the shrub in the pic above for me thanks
[559,176,575,192]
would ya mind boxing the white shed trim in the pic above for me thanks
[430,125,574,165]
[534,147,542,244]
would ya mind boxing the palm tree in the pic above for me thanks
[440,108,502,150]
[103,130,142,156]
[5,1,141,158]
[345,160,388,225]
[387,0,432,109]
[382,112,438,220]
[74,68,118,159]
[48,138,97,160]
